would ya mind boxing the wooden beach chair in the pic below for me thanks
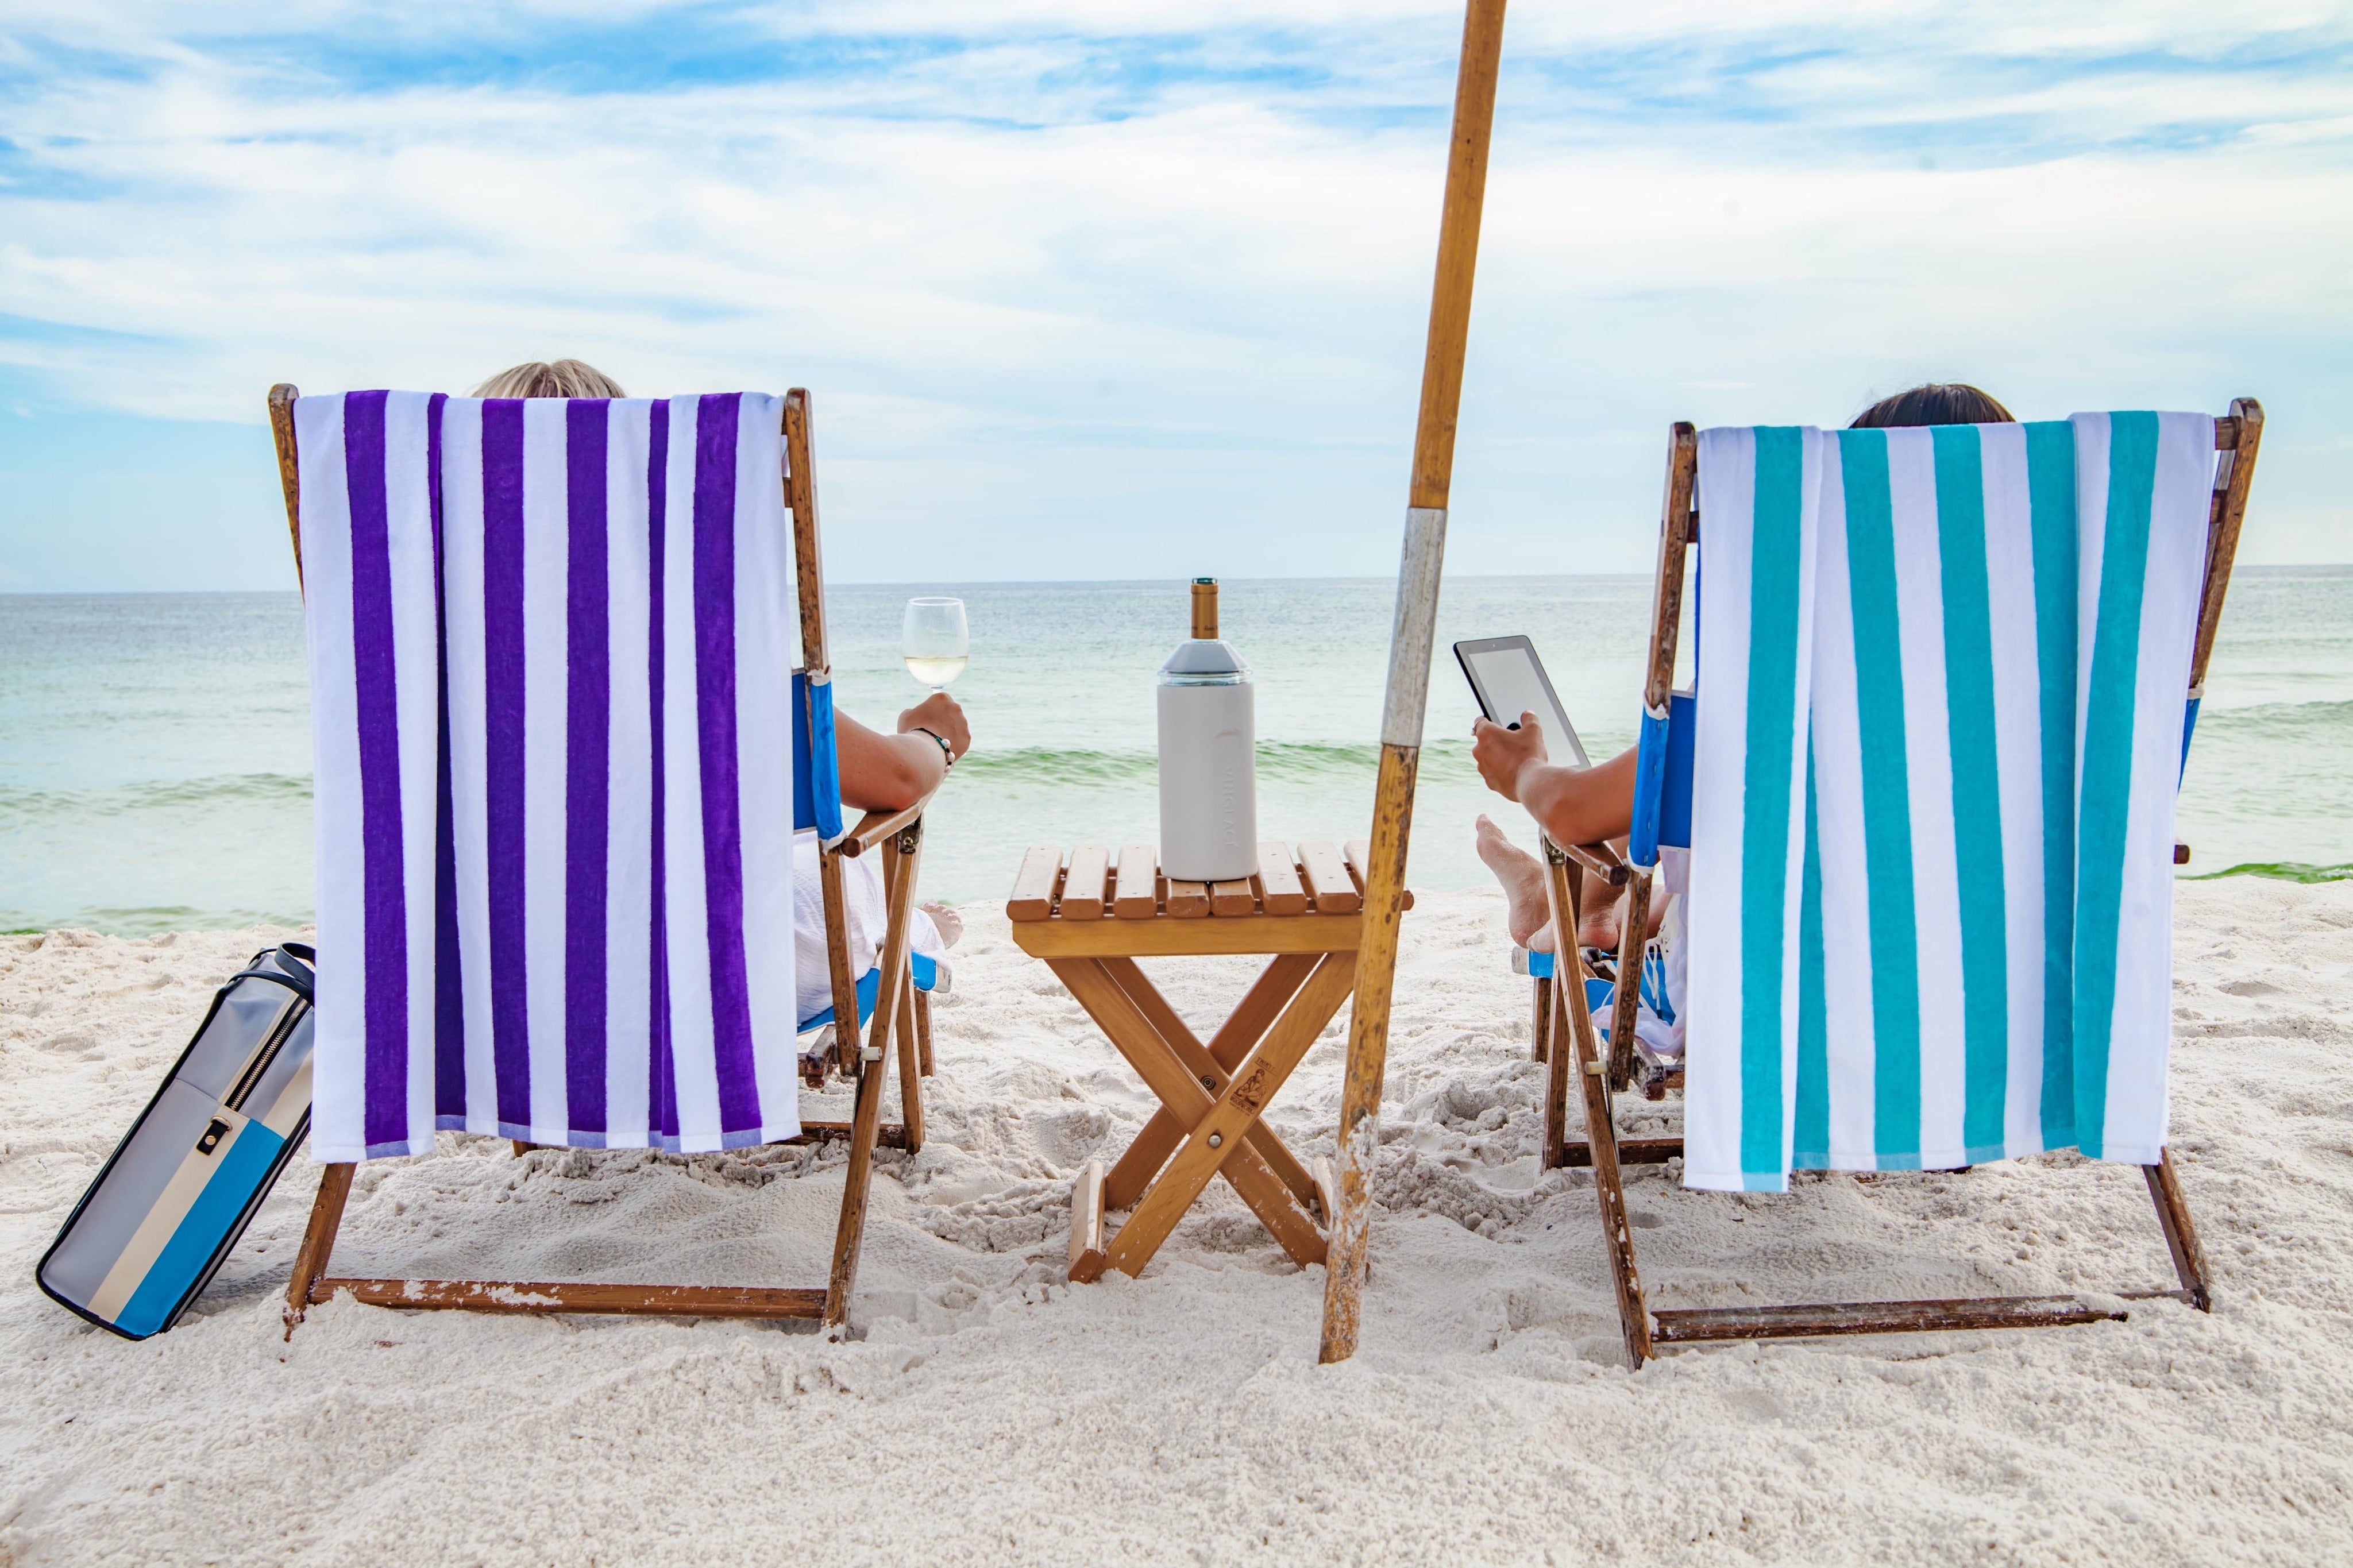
[1310,0,2252,1370]
[1518,401,2265,1368]
[268,385,938,1334]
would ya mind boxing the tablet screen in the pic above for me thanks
[1455,636,1590,768]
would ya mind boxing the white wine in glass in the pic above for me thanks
[902,596,969,691]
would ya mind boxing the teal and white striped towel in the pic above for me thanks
[1683,414,2215,1192]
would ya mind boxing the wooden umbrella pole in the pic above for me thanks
[1318,0,1508,1365]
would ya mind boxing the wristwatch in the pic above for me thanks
[913,727,955,767]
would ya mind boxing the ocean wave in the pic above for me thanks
[0,773,312,817]
[0,904,314,937]
[2196,698,2353,736]
[959,739,1409,787]
[2189,862,2353,885]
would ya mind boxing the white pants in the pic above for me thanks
[793,836,944,1028]
[1634,848,1690,1064]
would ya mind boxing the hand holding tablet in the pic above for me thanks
[1453,635,1590,769]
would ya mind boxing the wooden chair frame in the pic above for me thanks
[1544,401,2263,1368]
[268,384,935,1335]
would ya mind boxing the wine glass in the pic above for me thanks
[902,597,969,692]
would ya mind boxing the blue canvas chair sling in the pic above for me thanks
[269,385,939,1334]
[1533,401,2263,1369]
[1511,942,1681,1105]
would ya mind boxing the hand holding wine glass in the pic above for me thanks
[902,597,969,692]
[896,691,969,762]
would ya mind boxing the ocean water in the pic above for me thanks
[3,571,2348,934]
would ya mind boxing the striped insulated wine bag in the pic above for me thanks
[1683,414,2214,1192]
[38,946,318,1338]
[297,391,801,1162]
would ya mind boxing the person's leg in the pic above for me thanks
[920,902,963,949]
[1475,814,1627,951]
[1475,814,1553,949]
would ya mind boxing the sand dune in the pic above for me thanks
[3,880,2350,1565]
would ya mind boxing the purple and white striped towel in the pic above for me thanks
[299,392,799,1160]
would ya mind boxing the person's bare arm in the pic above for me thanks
[835,692,971,813]
[1470,712,1637,848]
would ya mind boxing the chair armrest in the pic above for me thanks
[1560,839,1630,888]
[836,794,932,857]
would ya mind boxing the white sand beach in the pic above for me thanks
[3,879,2350,1565]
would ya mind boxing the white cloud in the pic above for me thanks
[0,0,2347,588]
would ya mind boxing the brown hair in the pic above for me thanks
[470,359,626,399]
[1850,383,2013,428]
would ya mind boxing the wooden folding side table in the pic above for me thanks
[1006,839,1413,1281]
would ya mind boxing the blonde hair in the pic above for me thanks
[470,359,626,399]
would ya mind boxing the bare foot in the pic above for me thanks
[921,901,964,949]
[1577,897,1622,953]
[1475,814,1555,952]
[1475,814,1625,952]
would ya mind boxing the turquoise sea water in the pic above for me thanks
[2,571,2348,934]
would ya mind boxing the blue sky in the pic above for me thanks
[2,0,2348,590]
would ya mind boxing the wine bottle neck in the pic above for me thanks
[1190,577,1218,640]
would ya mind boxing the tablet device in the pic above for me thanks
[1453,636,1590,768]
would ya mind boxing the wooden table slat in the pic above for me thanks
[1256,841,1308,916]
[1114,844,1159,919]
[1208,878,1257,917]
[1010,841,1411,936]
[1297,840,1359,914]
[1061,845,1110,921]
[1013,912,1370,958]
[1008,845,1063,922]
[1340,839,1414,910]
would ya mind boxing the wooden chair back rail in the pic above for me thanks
[271,384,929,1338]
[1546,404,2259,1368]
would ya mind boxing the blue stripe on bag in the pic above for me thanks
[1931,426,2013,1160]
[115,1125,286,1338]
[2074,412,2162,1160]
[2025,421,2078,1150]
[1839,428,1924,1168]
[1738,428,1808,1185]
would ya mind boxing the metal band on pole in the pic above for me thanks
[1318,0,1507,1365]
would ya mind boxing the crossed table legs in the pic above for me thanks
[1052,951,1357,1281]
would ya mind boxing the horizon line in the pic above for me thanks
[6,562,2351,598]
